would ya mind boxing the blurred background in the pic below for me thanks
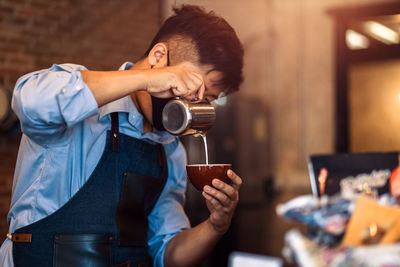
[1,0,400,266]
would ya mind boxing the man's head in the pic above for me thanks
[144,5,244,96]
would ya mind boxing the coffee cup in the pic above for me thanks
[186,164,232,191]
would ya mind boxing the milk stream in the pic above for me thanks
[202,134,209,165]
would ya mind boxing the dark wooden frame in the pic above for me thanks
[328,2,400,152]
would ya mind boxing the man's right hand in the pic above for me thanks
[143,62,205,100]
[81,62,205,108]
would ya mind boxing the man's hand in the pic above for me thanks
[164,170,242,267]
[81,61,205,107]
[202,169,242,234]
[144,62,205,100]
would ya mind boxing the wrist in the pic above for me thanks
[206,218,228,236]
[127,70,148,92]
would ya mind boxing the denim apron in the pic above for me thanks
[12,113,169,267]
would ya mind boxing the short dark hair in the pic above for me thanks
[145,5,244,93]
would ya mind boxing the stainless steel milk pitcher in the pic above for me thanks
[162,98,216,135]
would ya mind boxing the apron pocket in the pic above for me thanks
[53,234,113,267]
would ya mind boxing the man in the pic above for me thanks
[0,5,244,267]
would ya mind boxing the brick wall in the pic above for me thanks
[0,135,19,240]
[0,0,159,240]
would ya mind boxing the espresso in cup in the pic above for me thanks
[186,164,232,191]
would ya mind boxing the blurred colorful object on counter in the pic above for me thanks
[342,196,400,246]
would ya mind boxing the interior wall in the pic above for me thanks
[162,0,393,193]
[162,0,336,193]
[350,59,400,152]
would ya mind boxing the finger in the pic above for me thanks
[181,73,199,97]
[194,74,205,100]
[202,191,220,207]
[171,79,188,96]
[188,72,205,99]
[171,87,183,96]
[211,179,237,201]
[202,191,229,213]
[150,90,174,99]
[204,185,232,207]
[198,84,205,100]
[227,169,242,191]
[181,79,201,103]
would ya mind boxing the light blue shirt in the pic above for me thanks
[0,62,190,267]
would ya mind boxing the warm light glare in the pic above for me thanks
[368,222,378,237]
[363,21,400,45]
[346,29,369,50]
[398,93,400,103]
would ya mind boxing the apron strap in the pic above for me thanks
[111,112,119,152]
[157,144,168,179]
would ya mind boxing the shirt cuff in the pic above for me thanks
[56,70,98,127]
[149,232,179,267]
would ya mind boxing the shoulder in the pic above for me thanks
[48,63,89,72]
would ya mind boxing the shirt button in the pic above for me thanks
[62,88,67,94]
[75,84,83,91]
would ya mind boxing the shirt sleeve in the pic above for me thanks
[11,63,99,144]
[147,140,191,267]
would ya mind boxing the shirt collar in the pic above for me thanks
[98,62,177,144]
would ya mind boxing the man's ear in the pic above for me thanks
[147,43,168,67]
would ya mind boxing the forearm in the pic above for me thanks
[80,70,147,107]
[164,219,224,267]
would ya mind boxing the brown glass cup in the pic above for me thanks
[186,164,232,191]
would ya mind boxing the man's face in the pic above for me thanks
[202,69,226,103]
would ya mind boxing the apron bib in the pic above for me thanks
[12,113,170,267]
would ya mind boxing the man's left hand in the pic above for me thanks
[202,169,242,234]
